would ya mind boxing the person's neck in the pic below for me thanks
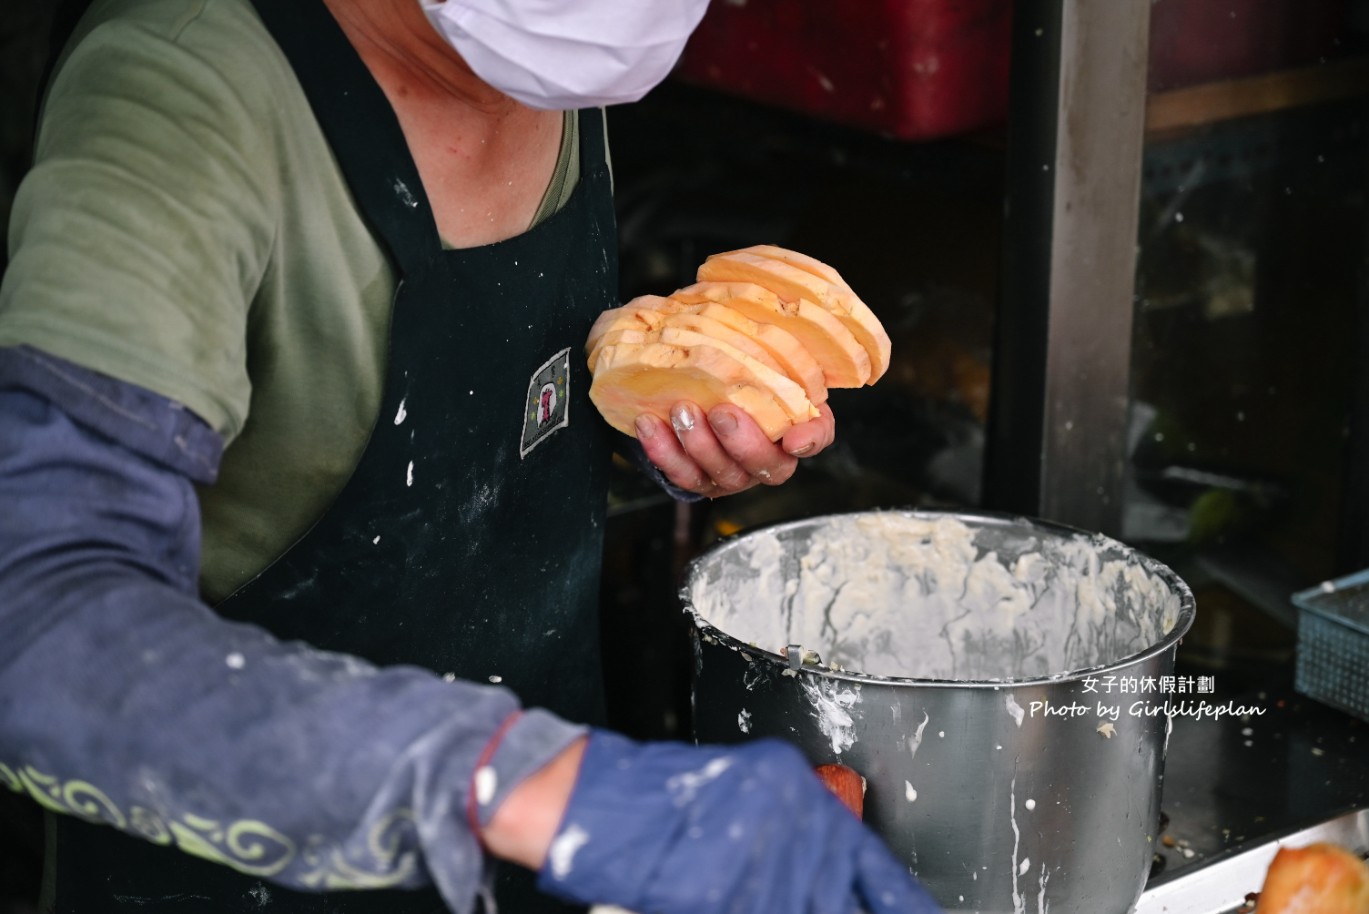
[321,0,518,115]
[318,0,564,248]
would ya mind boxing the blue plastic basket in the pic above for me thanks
[1292,567,1369,723]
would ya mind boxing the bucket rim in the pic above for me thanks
[681,506,1198,690]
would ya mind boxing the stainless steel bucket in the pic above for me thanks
[683,509,1197,914]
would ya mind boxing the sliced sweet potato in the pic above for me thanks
[585,246,883,441]
[589,342,794,441]
[647,326,816,423]
[734,244,854,292]
[698,249,891,383]
[685,302,828,406]
[588,307,789,384]
[673,281,871,388]
[589,296,829,406]
[585,294,673,351]
[587,328,651,369]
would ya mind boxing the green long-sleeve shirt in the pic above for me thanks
[0,0,579,601]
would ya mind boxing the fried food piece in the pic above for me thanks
[814,763,866,818]
[1254,842,1369,914]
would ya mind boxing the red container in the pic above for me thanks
[674,0,1351,143]
[1148,0,1348,91]
[674,0,1013,142]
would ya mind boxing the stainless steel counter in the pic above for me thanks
[1138,677,1369,910]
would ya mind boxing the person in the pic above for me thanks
[0,1,943,912]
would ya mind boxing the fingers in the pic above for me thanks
[636,402,838,498]
[634,410,724,496]
[635,404,768,496]
[698,404,797,488]
[780,402,836,459]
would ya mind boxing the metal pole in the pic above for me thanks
[985,0,1151,537]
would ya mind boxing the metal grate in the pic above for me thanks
[1292,568,1369,724]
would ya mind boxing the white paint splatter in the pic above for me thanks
[462,482,499,522]
[904,781,917,802]
[1018,857,1031,876]
[907,710,931,759]
[1006,694,1025,727]
[474,767,497,805]
[801,679,861,754]
[667,756,733,805]
[547,824,590,879]
[225,653,245,669]
[405,461,414,487]
[393,399,407,425]
[372,535,381,545]
[737,709,752,733]
[393,179,418,208]
[1097,722,1117,739]
[1010,776,1026,914]
[488,675,502,684]
[1025,798,1036,811]
[1037,862,1050,913]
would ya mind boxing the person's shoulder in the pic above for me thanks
[42,0,298,167]
[58,0,286,105]
[76,0,265,45]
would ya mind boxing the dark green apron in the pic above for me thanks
[49,0,616,910]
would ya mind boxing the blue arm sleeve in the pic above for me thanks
[0,346,584,912]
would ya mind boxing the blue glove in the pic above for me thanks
[536,730,944,914]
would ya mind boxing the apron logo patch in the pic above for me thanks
[520,347,571,458]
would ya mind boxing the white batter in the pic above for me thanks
[689,513,1182,682]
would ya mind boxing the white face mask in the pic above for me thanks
[420,0,711,111]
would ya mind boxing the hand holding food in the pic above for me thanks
[535,731,943,914]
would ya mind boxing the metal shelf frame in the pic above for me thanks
[985,0,1152,537]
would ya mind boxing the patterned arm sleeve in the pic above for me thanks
[0,347,584,912]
